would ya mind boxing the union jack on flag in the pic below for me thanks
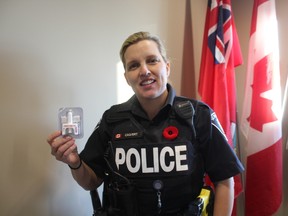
[207,1,231,65]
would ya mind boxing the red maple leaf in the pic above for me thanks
[248,55,277,132]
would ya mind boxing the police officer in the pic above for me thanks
[47,32,244,216]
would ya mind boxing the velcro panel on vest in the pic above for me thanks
[106,112,131,123]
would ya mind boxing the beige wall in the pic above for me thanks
[0,0,287,215]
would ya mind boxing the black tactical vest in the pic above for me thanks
[104,98,205,215]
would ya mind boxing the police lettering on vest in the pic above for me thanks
[113,142,192,177]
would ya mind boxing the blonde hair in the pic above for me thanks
[120,32,168,69]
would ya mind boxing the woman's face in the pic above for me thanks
[123,40,170,101]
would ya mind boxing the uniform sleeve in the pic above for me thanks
[195,103,244,183]
[79,113,110,179]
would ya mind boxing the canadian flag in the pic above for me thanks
[241,0,283,215]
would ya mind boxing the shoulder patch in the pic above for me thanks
[211,112,228,141]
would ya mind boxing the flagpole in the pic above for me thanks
[235,110,246,213]
[236,111,245,187]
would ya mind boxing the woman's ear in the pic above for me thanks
[166,61,171,77]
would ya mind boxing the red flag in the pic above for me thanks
[181,0,196,98]
[241,0,283,215]
[198,0,243,204]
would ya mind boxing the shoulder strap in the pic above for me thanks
[106,101,133,124]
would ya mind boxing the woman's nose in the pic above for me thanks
[139,64,150,76]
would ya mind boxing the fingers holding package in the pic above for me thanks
[47,130,78,163]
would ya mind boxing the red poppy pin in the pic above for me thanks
[162,126,179,140]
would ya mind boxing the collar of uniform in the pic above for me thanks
[165,83,176,107]
[112,83,176,119]
[123,83,176,119]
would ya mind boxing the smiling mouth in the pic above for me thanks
[140,79,156,86]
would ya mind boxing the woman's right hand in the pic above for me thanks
[46,130,80,168]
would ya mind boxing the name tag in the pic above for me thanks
[114,131,143,140]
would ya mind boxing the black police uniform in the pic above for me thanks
[80,84,244,216]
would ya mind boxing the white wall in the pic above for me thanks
[0,0,287,216]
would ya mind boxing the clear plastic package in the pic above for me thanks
[58,107,83,139]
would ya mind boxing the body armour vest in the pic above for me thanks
[105,98,205,215]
